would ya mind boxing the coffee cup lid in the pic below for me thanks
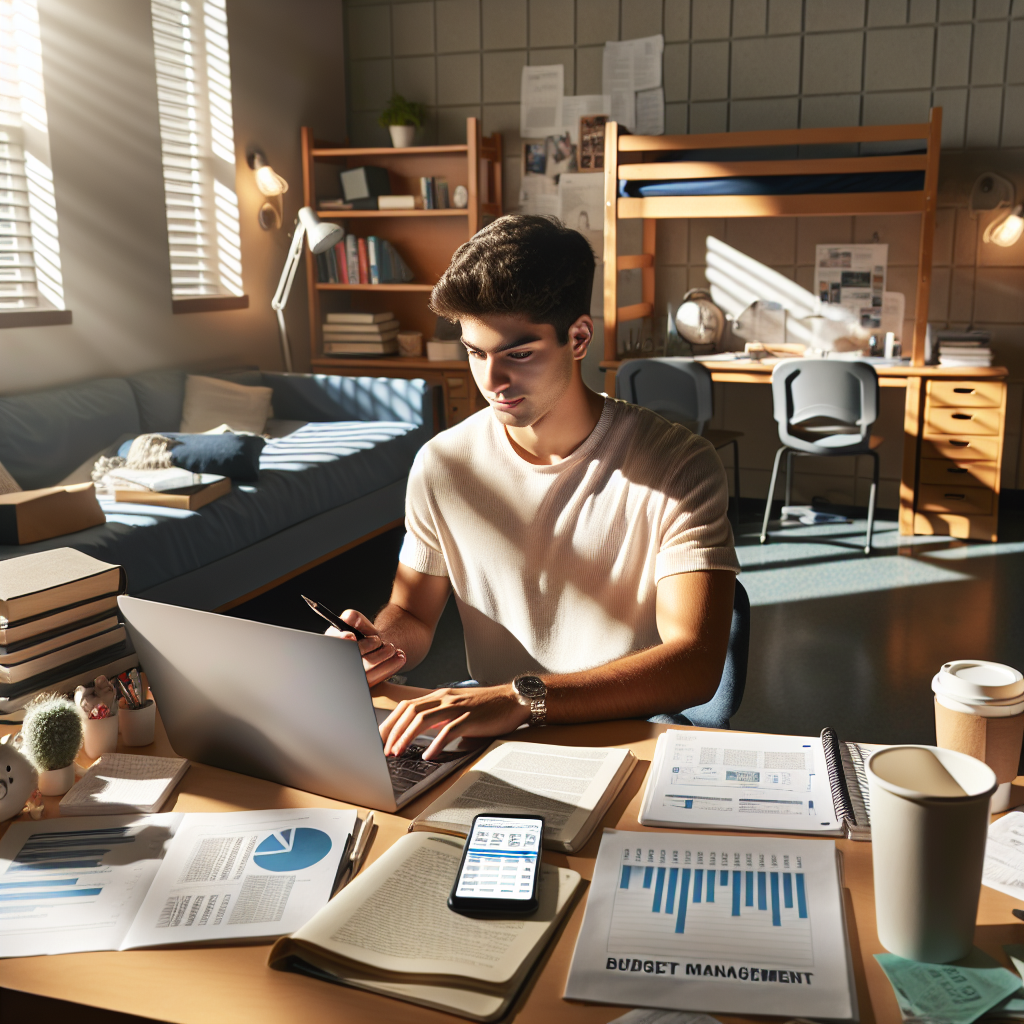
[933,660,1024,703]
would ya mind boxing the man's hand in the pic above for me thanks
[380,684,529,760]
[324,608,406,686]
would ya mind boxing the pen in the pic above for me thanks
[301,595,366,641]
[351,811,374,869]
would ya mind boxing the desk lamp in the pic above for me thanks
[272,206,344,372]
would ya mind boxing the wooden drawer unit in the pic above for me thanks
[445,375,469,396]
[920,436,1001,461]
[927,380,1003,408]
[919,459,999,489]
[924,405,1001,435]
[917,484,994,516]
[447,397,472,423]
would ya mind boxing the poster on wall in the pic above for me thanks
[814,244,888,330]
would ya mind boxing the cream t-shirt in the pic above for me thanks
[399,397,740,683]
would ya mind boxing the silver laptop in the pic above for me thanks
[118,595,475,812]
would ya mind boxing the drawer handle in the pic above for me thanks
[947,468,968,474]
[953,388,975,394]
[951,413,973,420]
[949,440,970,447]
[944,493,966,500]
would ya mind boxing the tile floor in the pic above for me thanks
[229,509,1024,747]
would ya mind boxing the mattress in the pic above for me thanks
[619,170,925,198]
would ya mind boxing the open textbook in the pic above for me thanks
[640,728,877,839]
[409,740,637,852]
[0,807,356,957]
[270,831,582,1022]
[564,829,857,1020]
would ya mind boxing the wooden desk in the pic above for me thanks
[2,711,1023,1024]
[603,358,1010,542]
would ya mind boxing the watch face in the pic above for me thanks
[515,676,546,698]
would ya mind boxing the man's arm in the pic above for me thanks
[380,569,736,758]
[327,563,452,685]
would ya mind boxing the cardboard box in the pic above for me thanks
[0,484,106,545]
[934,696,1024,783]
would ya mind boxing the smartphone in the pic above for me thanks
[301,595,366,641]
[448,813,544,916]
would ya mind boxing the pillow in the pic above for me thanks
[117,432,265,483]
[0,459,21,495]
[179,375,273,434]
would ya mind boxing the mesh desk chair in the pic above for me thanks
[760,359,882,555]
[616,358,743,530]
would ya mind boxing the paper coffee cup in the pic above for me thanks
[868,745,996,963]
[932,661,1024,812]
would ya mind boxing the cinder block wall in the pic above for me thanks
[345,0,1024,508]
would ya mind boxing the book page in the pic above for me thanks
[640,731,839,833]
[564,829,856,1020]
[291,831,579,986]
[121,807,355,949]
[0,813,183,958]
[414,741,632,847]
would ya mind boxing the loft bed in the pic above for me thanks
[601,107,943,372]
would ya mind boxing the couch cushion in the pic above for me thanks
[0,418,425,594]
[125,369,186,434]
[0,379,141,490]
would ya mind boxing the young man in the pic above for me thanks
[333,215,740,758]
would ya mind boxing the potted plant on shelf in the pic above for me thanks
[379,93,425,148]
[20,693,83,796]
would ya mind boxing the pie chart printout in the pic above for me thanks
[252,828,332,872]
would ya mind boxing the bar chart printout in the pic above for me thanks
[0,813,180,959]
[564,830,856,1020]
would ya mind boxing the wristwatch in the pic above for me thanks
[513,675,548,727]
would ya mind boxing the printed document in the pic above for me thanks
[815,243,888,330]
[561,94,611,143]
[520,64,563,138]
[602,35,664,133]
[639,730,841,833]
[564,829,856,1019]
[0,807,355,957]
[983,811,1024,900]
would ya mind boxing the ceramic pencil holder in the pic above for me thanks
[82,712,119,759]
[120,700,156,747]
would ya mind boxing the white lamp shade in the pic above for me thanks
[298,206,345,253]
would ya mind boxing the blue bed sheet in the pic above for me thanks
[619,171,925,198]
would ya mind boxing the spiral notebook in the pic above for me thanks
[639,727,879,840]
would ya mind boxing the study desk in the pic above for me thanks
[602,357,1010,542]
[2,708,1024,1024]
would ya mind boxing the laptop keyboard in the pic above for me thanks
[387,745,443,795]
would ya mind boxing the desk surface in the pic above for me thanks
[2,709,1023,1024]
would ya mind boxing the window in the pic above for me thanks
[151,0,245,307]
[0,0,67,319]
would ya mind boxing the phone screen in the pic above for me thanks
[451,815,543,911]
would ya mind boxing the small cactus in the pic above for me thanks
[22,694,83,772]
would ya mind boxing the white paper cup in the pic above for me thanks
[935,661,1024,703]
[119,700,156,747]
[82,714,119,759]
[868,745,996,963]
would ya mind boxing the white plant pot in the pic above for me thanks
[389,124,416,148]
[82,714,119,759]
[37,763,76,796]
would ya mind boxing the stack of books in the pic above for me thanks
[320,195,423,211]
[418,176,450,209]
[939,336,993,367]
[0,548,138,714]
[323,312,401,356]
[318,237,414,286]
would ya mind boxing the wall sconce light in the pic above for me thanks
[969,173,1024,248]
[246,150,288,230]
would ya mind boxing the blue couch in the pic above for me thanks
[0,369,436,610]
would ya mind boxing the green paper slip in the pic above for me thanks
[875,948,1023,1024]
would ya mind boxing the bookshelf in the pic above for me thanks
[301,118,502,426]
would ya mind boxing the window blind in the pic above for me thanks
[0,0,65,312]
[151,0,243,299]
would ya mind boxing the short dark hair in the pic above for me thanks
[429,215,595,344]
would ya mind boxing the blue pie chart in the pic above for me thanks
[252,828,332,872]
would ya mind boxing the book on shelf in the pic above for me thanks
[323,318,400,335]
[0,623,126,684]
[323,339,399,356]
[0,612,119,665]
[336,240,349,284]
[316,246,342,284]
[59,754,191,816]
[357,238,369,284]
[0,642,138,711]
[0,549,124,624]
[268,831,582,1022]
[344,235,359,284]
[418,176,452,210]
[323,330,400,344]
[0,594,118,646]
[409,740,637,853]
[639,727,877,840]
[367,236,381,285]
[326,312,395,324]
[322,195,423,211]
